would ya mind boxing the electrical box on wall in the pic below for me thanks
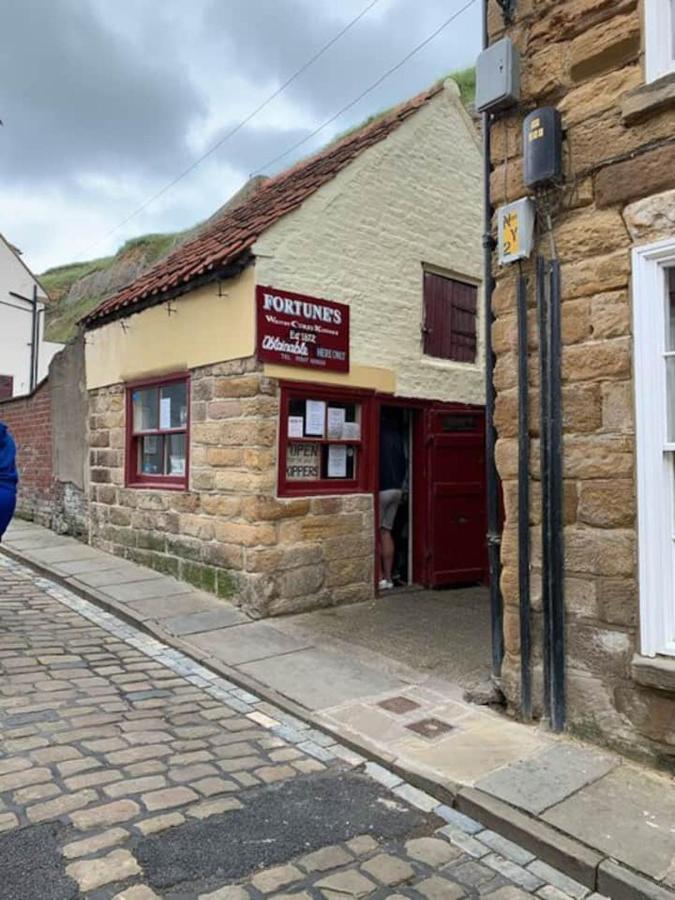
[523,107,563,188]
[475,38,520,113]
[497,199,535,265]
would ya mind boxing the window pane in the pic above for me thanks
[160,382,188,429]
[668,357,675,443]
[133,388,158,432]
[322,444,356,479]
[286,442,320,480]
[667,268,675,352]
[167,433,186,476]
[139,435,163,474]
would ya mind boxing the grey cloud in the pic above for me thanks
[0,0,206,184]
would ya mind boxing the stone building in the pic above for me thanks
[486,0,675,765]
[82,80,486,619]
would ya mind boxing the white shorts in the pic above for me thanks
[379,489,402,531]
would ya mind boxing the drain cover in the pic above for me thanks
[377,696,420,715]
[405,718,454,739]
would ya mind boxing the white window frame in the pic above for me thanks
[633,238,675,657]
[644,0,675,83]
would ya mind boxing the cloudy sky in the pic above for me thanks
[2,0,481,274]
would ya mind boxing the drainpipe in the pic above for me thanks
[31,285,40,392]
[482,0,504,678]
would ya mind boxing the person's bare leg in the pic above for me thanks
[380,527,395,583]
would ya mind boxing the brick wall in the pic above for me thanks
[89,357,374,617]
[0,381,54,525]
[489,0,675,765]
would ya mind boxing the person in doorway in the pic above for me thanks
[379,409,407,590]
[0,423,18,542]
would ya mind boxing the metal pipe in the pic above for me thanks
[517,272,532,719]
[536,255,551,720]
[548,259,565,731]
[482,0,503,678]
[29,285,38,392]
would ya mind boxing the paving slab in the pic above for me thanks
[23,544,103,565]
[475,743,618,815]
[543,765,675,883]
[162,608,250,636]
[70,567,164,588]
[125,593,223,622]
[389,717,551,786]
[238,646,405,710]
[52,557,132,576]
[103,577,198,604]
[187,623,314,667]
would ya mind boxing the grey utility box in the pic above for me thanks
[475,38,520,113]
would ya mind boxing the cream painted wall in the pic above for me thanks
[255,79,484,404]
[85,266,255,389]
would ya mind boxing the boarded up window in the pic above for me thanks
[0,376,13,400]
[423,272,477,363]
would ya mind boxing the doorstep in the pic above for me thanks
[2,518,675,899]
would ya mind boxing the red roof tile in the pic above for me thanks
[84,83,443,327]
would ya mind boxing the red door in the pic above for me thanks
[424,407,486,587]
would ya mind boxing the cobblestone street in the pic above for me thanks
[0,556,601,899]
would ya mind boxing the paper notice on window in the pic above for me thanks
[170,456,186,476]
[342,421,361,440]
[286,442,320,480]
[160,397,172,430]
[327,407,345,439]
[327,443,347,478]
[288,416,304,438]
[305,400,326,436]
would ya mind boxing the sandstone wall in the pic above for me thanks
[88,358,374,617]
[489,0,675,766]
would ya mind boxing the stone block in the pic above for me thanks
[279,563,325,598]
[624,186,675,245]
[564,435,633,479]
[300,513,364,540]
[522,41,567,99]
[569,12,640,83]
[561,250,630,300]
[596,577,637,627]
[242,496,310,522]
[596,142,675,209]
[66,849,140,892]
[562,338,631,382]
[554,209,628,263]
[214,521,276,547]
[559,64,642,128]
[200,494,241,517]
[213,375,261,398]
[590,291,630,340]
[564,527,635,577]
[203,541,244,570]
[562,383,603,434]
[205,447,245,468]
[623,71,675,125]
[561,298,591,345]
[207,399,242,419]
[578,479,635,528]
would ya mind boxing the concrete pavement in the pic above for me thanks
[2,519,675,898]
[0,553,593,899]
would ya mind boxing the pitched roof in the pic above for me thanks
[84,82,443,328]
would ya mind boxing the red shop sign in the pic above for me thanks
[256,285,350,373]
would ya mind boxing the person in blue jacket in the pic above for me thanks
[0,423,18,541]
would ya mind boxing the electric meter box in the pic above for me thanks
[475,38,520,112]
[523,107,563,187]
[497,198,536,265]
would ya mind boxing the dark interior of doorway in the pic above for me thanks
[380,405,411,587]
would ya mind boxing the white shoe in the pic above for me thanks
[378,579,394,590]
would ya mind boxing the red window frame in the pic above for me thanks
[423,271,478,363]
[278,382,376,497]
[125,372,190,490]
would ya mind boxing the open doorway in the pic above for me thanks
[378,405,412,590]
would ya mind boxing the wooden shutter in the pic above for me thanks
[423,273,477,362]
